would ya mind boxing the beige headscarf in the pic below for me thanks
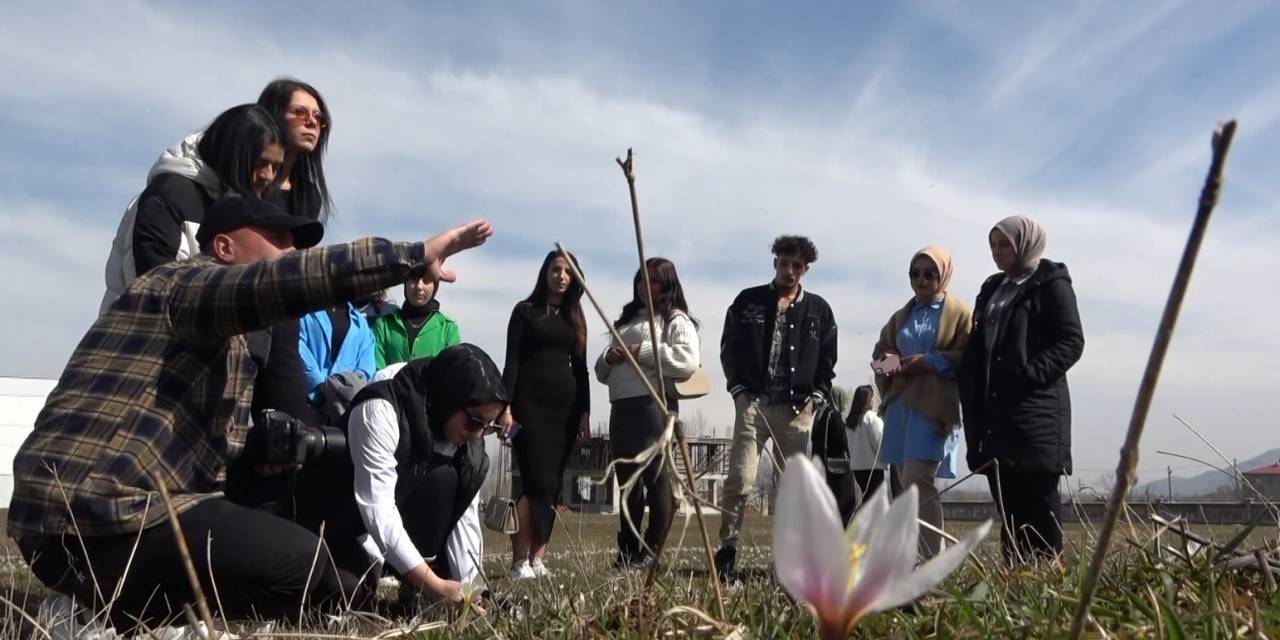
[910,245,953,296]
[872,244,973,434]
[992,215,1047,275]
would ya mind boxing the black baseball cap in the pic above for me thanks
[196,197,325,250]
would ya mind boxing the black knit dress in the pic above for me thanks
[502,301,589,544]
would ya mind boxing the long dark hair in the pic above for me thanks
[524,250,587,357]
[257,77,333,222]
[196,104,282,198]
[614,257,697,329]
[850,385,876,418]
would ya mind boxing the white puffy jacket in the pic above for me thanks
[99,132,223,315]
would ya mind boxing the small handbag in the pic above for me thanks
[661,315,710,400]
[482,440,519,534]
[810,400,852,474]
[665,366,710,399]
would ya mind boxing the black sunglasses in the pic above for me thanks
[908,269,940,281]
[464,411,501,434]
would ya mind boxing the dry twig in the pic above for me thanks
[154,480,216,640]
[1068,120,1237,640]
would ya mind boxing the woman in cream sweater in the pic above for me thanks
[595,258,700,568]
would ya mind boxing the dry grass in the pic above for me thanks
[2,510,1279,638]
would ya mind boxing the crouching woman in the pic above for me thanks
[305,343,506,608]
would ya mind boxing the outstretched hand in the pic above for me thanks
[423,220,495,283]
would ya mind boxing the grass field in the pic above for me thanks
[2,509,1279,638]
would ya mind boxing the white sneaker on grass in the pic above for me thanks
[510,559,536,580]
[530,558,550,577]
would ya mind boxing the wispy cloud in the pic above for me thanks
[1,1,1277,482]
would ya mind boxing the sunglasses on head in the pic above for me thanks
[284,105,328,128]
[464,411,501,435]
[908,269,940,281]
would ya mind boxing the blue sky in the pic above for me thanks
[2,0,1278,486]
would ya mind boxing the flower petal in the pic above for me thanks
[866,519,993,612]
[846,476,890,550]
[773,455,851,614]
[845,485,921,614]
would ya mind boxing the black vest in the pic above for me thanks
[344,375,489,523]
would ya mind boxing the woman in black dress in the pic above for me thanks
[500,250,590,579]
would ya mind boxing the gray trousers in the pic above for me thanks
[717,395,814,547]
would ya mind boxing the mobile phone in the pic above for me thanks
[503,422,523,440]
[871,353,901,375]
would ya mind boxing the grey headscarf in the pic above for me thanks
[982,215,1049,371]
[992,215,1047,276]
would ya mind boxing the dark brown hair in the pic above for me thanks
[614,257,697,329]
[524,250,587,357]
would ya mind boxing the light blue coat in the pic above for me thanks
[298,304,376,401]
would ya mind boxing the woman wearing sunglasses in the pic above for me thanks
[300,343,507,611]
[255,77,334,222]
[871,245,972,559]
[960,216,1084,562]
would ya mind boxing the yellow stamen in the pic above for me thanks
[846,541,867,594]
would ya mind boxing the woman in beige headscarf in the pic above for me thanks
[872,245,973,559]
[959,215,1084,563]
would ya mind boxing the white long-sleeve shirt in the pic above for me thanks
[847,410,887,471]
[594,311,701,401]
[347,397,462,576]
[362,362,483,583]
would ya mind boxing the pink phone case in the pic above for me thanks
[872,353,901,375]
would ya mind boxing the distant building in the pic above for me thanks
[0,377,57,506]
[1242,462,1280,501]
[511,434,733,515]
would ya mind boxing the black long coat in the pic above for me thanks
[959,260,1084,475]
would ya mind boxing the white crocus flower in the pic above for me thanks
[772,455,992,639]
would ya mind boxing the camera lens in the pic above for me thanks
[301,425,347,461]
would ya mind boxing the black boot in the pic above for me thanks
[714,545,737,583]
[614,532,637,569]
[630,539,656,568]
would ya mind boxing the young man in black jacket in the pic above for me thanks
[715,235,837,579]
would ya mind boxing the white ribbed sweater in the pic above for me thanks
[594,311,701,401]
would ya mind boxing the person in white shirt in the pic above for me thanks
[845,385,887,506]
[372,362,485,588]
[595,257,701,568]
[303,343,505,609]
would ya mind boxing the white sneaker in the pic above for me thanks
[530,558,550,577]
[509,559,536,580]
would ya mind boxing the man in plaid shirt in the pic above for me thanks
[8,197,493,628]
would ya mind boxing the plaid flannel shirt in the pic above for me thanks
[7,238,427,538]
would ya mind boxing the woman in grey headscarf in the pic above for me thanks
[959,215,1084,562]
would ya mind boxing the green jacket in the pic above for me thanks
[372,304,461,369]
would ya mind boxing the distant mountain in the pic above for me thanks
[1134,447,1280,498]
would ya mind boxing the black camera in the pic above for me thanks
[257,409,347,465]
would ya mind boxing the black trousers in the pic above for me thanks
[19,499,359,631]
[854,469,886,502]
[824,469,886,525]
[616,460,673,555]
[824,471,858,526]
[304,460,465,583]
[609,395,676,557]
[986,468,1064,561]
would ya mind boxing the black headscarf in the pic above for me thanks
[357,343,508,463]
